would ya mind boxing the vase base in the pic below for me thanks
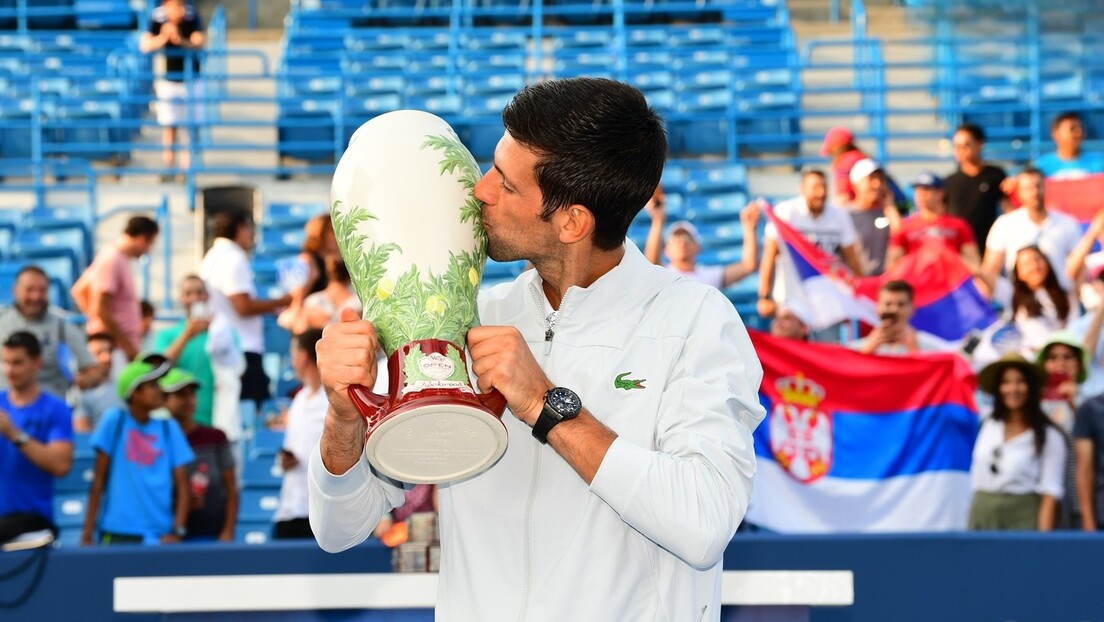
[365,401,509,485]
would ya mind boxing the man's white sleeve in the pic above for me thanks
[589,288,766,570]
[308,446,406,552]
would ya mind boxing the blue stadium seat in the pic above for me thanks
[56,455,95,493]
[241,455,284,490]
[259,227,306,256]
[263,316,292,360]
[239,489,281,523]
[73,0,136,30]
[277,98,339,163]
[53,492,88,529]
[16,228,88,283]
[235,520,272,544]
[249,427,285,460]
[684,164,748,194]
[266,202,326,230]
[685,191,748,223]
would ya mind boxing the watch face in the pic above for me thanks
[547,387,581,417]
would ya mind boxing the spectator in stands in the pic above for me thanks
[757,169,865,318]
[161,369,237,542]
[642,198,760,289]
[152,275,214,427]
[847,159,901,276]
[981,167,1081,299]
[140,0,206,180]
[1034,111,1104,179]
[1036,332,1089,529]
[1009,246,1075,355]
[81,360,193,545]
[75,333,124,433]
[139,300,156,351]
[820,126,868,204]
[373,485,437,547]
[0,332,73,545]
[74,215,160,363]
[281,256,362,334]
[944,123,1009,248]
[851,281,946,355]
[1074,384,1104,531]
[279,214,341,334]
[0,265,104,400]
[970,354,1066,531]
[273,329,327,540]
[199,211,291,413]
[311,78,762,620]
[769,301,811,341]
[885,172,980,273]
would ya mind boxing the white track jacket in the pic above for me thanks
[308,242,765,621]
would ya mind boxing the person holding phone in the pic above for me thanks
[152,275,215,426]
[1037,332,1091,528]
[851,280,949,355]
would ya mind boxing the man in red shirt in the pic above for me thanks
[886,172,980,273]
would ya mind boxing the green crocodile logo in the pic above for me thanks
[614,372,646,391]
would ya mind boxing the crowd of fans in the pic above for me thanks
[2,111,1104,547]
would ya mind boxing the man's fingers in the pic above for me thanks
[338,307,362,323]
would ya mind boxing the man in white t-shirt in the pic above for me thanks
[981,167,1082,299]
[273,329,328,539]
[199,211,291,412]
[642,194,761,289]
[757,169,865,318]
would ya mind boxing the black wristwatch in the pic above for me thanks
[532,387,582,444]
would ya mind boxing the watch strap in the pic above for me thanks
[13,431,30,447]
[531,401,559,445]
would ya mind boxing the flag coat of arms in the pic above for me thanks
[745,330,980,532]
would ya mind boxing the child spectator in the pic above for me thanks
[80,360,193,545]
[161,368,237,542]
[74,333,124,432]
[273,329,327,539]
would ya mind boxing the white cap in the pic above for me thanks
[665,220,702,244]
[849,158,882,186]
[778,299,813,327]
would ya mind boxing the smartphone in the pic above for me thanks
[961,330,982,355]
[1043,372,1071,401]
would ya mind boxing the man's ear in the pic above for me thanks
[557,205,595,245]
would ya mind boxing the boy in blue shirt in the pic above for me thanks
[81,359,194,545]
[0,331,73,544]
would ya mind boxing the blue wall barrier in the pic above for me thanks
[2,533,1103,621]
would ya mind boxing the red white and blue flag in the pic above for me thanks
[745,330,980,532]
[767,208,996,342]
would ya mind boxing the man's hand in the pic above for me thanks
[317,308,379,422]
[160,533,182,544]
[756,298,777,318]
[741,199,763,229]
[162,22,182,45]
[645,190,666,222]
[467,326,554,427]
[184,317,210,339]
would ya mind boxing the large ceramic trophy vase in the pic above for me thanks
[331,110,508,485]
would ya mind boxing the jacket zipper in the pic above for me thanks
[516,283,568,621]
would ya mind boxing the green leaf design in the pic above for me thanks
[444,346,468,382]
[403,344,426,381]
[332,133,489,356]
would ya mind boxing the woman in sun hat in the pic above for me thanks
[969,353,1067,531]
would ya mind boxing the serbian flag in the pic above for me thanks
[854,244,997,343]
[745,330,979,533]
[1045,174,1104,226]
[766,207,878,329]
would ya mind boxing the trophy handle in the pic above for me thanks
[476,388,508,416]
[348,384,387,417]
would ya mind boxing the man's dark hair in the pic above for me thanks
[15,265,48,283]
[500,77,667,250]
[141,300,155,318]
[1052,111,1084,131]
[1019,165,1046,183]
[124,215,160,239]
[800,168,826,181]
[880,280,913,302]
[3,331,42,358]
[296,328,324,364]
[87,332,115,347]
[211,210,251,241]
[955,123,986,143]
